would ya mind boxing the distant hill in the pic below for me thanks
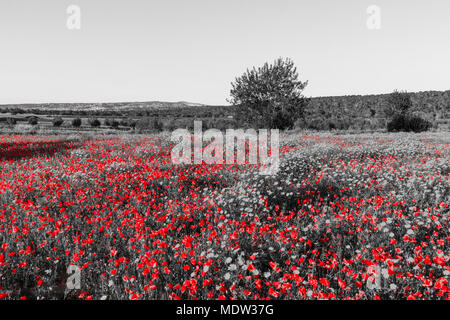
[301,90,450,130]
[306,90,450,120]
[1,90,449,130]
[0,101,206,112]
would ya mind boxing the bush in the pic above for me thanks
[52,117,64,127]
[151,117,163,132]
[129,119,137,129]
[89,118,101,127]
[407,116,432,133]
[387,114,431,133]
[6,117,17,126]
[111,120,119,128]
[72,118,82,127]
[305,118,329,131]
[104,118,119,128]
[230,57,309,130]
[28,117,38,125]
[164,118,178,132]
[136,117,163,132]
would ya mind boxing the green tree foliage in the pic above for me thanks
[230,58,309,130]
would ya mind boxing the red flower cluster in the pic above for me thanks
[0,134,448,300]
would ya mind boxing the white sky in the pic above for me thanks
[0,0,449,105]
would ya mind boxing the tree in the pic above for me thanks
[385,90,431,133]
[72,117,82,127]
[89,118,101,127]
[28,117,38,125]
[229,58,309,130]
[151,117,163,132]
[128,118,137,130]
[135,117,164,132]
[52,117,64,127]
[384,90,412,117]
[104,118,111,127]
[110,119,119,128]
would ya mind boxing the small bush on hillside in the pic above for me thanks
[104,118,119,128]
[384,90,431,133]
[119,119,129,127]
[110,119,119,128]
[6,117,17,126]
[72,118,82,128]
[406,116,432,132]
[387,114,432,133]
[129,119,137,130]
[164,118,178,132]
[52,117,64,127]
[151,117,163,132]
[28,117,38,125]
[89,118,101,127]
[136,117,163,132]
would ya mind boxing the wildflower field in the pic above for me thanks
[0,132,449,300]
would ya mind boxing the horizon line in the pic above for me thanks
[1,88,449,108]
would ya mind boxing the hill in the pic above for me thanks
[1,90,449,130]
[301,90,450,130]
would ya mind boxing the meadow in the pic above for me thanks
[0,131,448,300]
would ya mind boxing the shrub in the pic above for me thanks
[230,57,309,130]
[136,117,163,132]
[306,118,329,131]
[164,118,178,132]
[89,118,101,127]
[293,118,307,130]
[110,119,119,128]
[104,118,119,128]
[387,114,431,133]
[129,119,137,129]
[6,117,17,126]
[135,118,148,132]
[72,118,82,127]
[406,116,432,133]
[151,117,163,132]
[28,117,38,125]
[52,117,64,127]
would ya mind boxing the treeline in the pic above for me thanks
[1,89,449,132]
[301,90,450,130]
[0,104,235,118]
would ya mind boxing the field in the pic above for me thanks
[0,131,449,300]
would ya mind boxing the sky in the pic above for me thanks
[0,0,449,105]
